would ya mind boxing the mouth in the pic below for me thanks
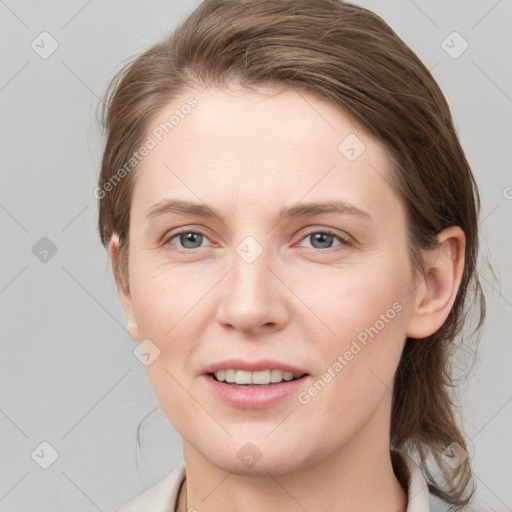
[201,359,311,408]
[209,368,308,387]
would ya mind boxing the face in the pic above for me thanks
[117,84,421,476]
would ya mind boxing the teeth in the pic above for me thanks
[252,370,271,384]
[213,369,301,385]
[235,370,252,384]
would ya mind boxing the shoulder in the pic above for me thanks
[117,464,186,512]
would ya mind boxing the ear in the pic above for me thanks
[405,226,465,339]
[110,233,141,341]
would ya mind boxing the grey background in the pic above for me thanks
[0,0,510,510]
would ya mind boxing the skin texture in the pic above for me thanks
[111,84,465,512]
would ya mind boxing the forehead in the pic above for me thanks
[131,85,402,228]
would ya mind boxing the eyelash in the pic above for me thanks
[163,227,352,253]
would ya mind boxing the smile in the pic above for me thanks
[203,372,310,409]
[211,369,305,386]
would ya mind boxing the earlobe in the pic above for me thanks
[405,226,465,339]
[110,233,141,342]
[127,321,140,341]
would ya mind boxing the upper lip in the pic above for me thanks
[203,359,309,376]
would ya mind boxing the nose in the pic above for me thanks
[216,247,290,335]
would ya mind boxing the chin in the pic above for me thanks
[199,436,314,477]
[214,453,305,477]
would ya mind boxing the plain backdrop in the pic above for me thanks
[0,1,511,511]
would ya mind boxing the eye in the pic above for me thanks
[163,228,352,252]
[298,229,351,250]
[165,230,210,250]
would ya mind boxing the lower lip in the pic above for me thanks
[202,374,310,409]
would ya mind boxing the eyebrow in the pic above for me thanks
[146,198,372,223]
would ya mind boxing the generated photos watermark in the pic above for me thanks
[94,96,198,200]
[297,301,403,404]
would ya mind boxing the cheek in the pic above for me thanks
[295,297,407,439]
[290,257,409,399]
[129,258,214,338]
[290,256,409,342]
[129,266,208,429]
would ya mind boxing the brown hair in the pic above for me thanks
[98,0,485,507]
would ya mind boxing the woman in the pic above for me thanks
[97,1,485,511]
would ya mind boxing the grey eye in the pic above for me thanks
[172,232,206,249]
[301,231,343,250]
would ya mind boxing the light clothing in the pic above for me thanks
[118,450,450,512]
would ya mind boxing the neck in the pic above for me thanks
[177,397,407,512]
[178,446,406,511]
